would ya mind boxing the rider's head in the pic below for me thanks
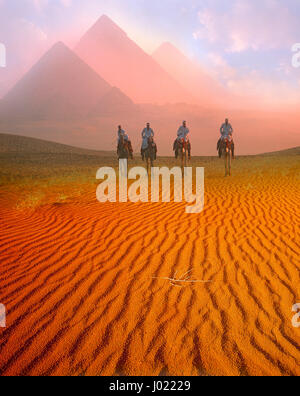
[118,125,122,131]
[225,118,229,125]
[183,121,187,128]
[147,123,150,129]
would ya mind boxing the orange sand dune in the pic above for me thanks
[0,159,299,376]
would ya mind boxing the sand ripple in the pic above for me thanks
[0,172,299,376]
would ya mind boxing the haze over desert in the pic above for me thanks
[0,135,299,376]
[0,15,299,155]
[0,1,299,378]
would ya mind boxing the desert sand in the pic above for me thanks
[0,139,299,376]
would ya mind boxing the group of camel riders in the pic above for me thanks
[117,119,235,160]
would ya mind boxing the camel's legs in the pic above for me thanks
[180,149,187,175]
[228,152,232,176]
[224,151,232,176]
[224,152,228,176]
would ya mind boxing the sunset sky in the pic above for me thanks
[0,0,300,107]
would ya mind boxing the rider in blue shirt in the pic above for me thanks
[220,119,233,140]
[177,121,190,142]
[141,123,155,160]
[118,125,129,142]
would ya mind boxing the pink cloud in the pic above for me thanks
[194,0,298,53]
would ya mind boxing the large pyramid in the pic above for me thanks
[153,42,234,109]
[0,41,133,119]
[75,15,193,105]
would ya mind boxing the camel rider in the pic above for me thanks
[174,121,191,159]
[117,125,133,159]
[177,121,189,142]
[141,123,155,160]
[218,119,235,158]
[220,119,233,140]
[118,125,129,143]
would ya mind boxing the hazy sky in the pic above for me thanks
[0,0,300,106]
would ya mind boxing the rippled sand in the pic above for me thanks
[0,155,299,376]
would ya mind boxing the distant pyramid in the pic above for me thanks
[75,15,193,105]
[0,41,132,119]
[153,42,233,108]
[91,87,136,116]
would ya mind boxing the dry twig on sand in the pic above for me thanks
[152,269,212,287]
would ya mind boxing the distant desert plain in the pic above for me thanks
[0,134,299,376]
